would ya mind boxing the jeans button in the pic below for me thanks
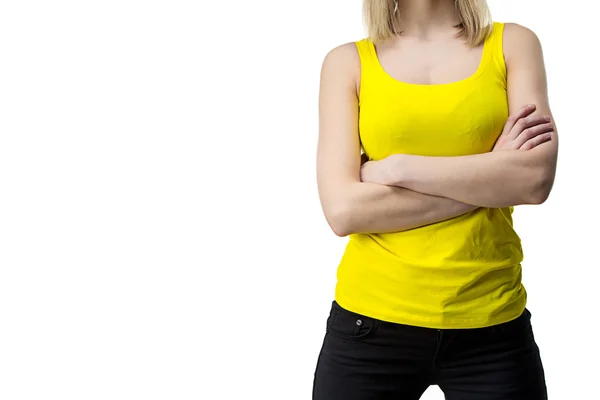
[356,319,363,326]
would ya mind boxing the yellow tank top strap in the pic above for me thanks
[486,22,507,88]
[354,38,377,72]
[354,39,378,103]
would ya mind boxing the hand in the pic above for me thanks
[360,154,402,185]
[493,104,554,151]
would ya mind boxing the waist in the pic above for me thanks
[346,207,521,264]
[335,207,526,328]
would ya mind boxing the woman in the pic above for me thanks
[313,0,557,399]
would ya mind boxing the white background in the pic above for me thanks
[0,1,596,399]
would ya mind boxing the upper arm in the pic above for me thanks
[316,42,361,223]
[504,23,552,116]
[504,23,558,195]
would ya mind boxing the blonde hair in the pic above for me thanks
[363,0,493,46]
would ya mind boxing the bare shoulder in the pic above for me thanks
[322,41,360,69]
[320,42,361,89]
[502,23,544,63]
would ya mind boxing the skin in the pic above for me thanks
[316,0,557,237]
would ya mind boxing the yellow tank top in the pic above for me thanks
[335,22,527,329]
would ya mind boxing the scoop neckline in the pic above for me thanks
[367,23,495,88]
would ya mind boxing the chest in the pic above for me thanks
[375,38,485,85]
[358,83,508,160]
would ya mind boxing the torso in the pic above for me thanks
[335,22,527,329]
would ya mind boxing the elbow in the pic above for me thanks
[330,223,351,238]
[526,170,555,205]
[530,186,551,205]
[325,200,354,237]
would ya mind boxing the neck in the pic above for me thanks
[397,0,459,38]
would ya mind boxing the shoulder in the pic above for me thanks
[501,23,544,64]
[321,41,361,72]
[320,41,362,90]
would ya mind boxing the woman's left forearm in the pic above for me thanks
[384,143,557,207]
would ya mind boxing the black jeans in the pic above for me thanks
[313,301,547,400]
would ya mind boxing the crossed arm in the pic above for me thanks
[360,24,558,208]
[317,24,558,237]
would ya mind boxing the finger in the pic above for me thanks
[513,122,554,148]
[509,114,552,139]
[501,104,536,137]
[520,132,552,150]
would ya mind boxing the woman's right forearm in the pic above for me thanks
[330,182,478,236]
